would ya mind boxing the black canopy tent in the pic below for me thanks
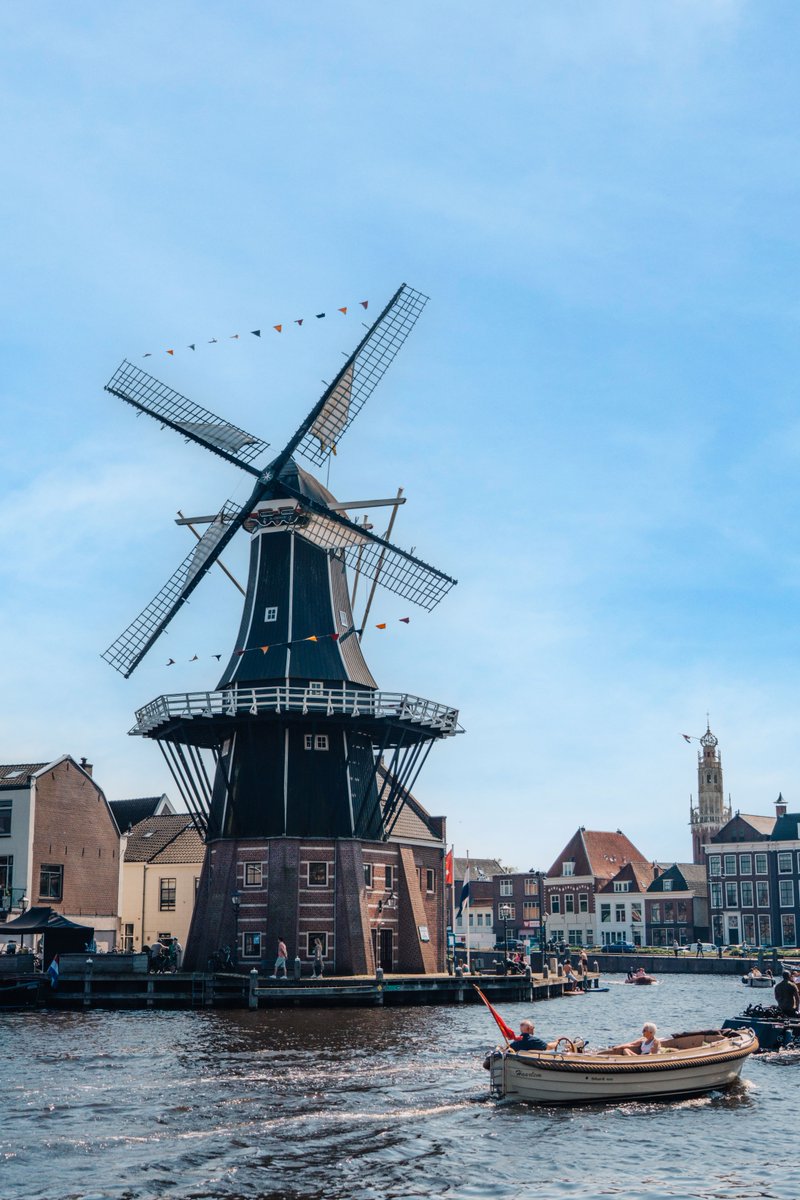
[2,906,94,966]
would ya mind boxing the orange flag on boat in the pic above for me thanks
[473,985,517,1043]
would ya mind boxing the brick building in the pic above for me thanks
[645,863,708,946]
[492,870,545,952]
[452,858,504,951]
[120,814,204,952]
[545,828,650,948]
[0,756,121,949]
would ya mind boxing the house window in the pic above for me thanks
[779,880,794,908]
[523,901,537,920]
[723,855,736,876]
[662,879,673,891]
[758,915,772,945]
[664,901,674,923]
[385,865,394,891]
[778,852,793,874]
[562,861,574,876]
[243,933,261,958]
[600,903,611,922]
[497,904,515,920]
[739,854,752,875]
[708,856,721,877]
[755,853,768,875]
[725,882,738,908]
[615,904,626,923]
[631,904,642,923]
[740,881,754,908]
[677,900,688,922]
[0,799,11,837]
[650,902,661,922]
[244,862,262,887]
[159,878,177,911]
[0,855,13,894]
[265,606,278,622]
[524,878,538,896]
[477,913,484,926]
[309,862,329,887]
[426,869,435,894]
[756,881,770,907]
[307,932,328,956]
[39,864,63,901]
[551,895,561,914]
[469,913,474,926]
[564,894,575,914]
[579,893,588,913]
[364,863,373,889]
[122,922,134,952]
[743,914,756,944]
[613,881,630,893]
[499,879,513,896]
[782,914,796,946]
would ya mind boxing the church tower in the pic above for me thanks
[689,723,732,863]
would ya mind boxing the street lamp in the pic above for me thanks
[499,903,512,962]
[536,872,546,954]
[231,889,241,968]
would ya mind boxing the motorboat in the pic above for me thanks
[486,1027,757,1104]
[742,972,774,988]
[624,969,657,985]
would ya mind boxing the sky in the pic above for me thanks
[2,1,800,870]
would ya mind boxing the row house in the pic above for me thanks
[645,863,708,946]
[545,828,650,948]
[119,813,204,952]
[706,800,800,948]
[492,869,544,951]
[453,858,504,951]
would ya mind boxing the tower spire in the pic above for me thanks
[688,719,731,863]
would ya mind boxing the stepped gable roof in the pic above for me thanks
[454,858,506,881]
[111,795,175,832]
[123,815,204,863]
[378,764,443,844]
[771,812,800,841]
[0,762,48,785]
[547,828,649,880]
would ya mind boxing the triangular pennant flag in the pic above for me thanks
[230,333,239,340]
[306,635,318,642]
[166,349,174,356]
[360,300,369,309]
[166,658,175,665]
[294,318,303,326]
[261,645,270,654]
[338,306,347,315]
[188,344,195,351]
[190,655,199,661]
[399,617,410,624]
[235,648,245,656]
[208,338,218,344]
[213,654,221,660]
[376,623,387,630]
[251,330,261,337]
[273,324,282,333]
[316,312,325,319]
[143,352,152,358]
[331,632,340,641]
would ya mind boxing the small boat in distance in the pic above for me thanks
[487,1027,757,1105]
[624,968,657,985]
[742,971,774,989]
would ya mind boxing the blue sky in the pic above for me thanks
[2,2,800,868]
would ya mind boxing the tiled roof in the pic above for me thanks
[110,796,174,831]
[123,815,204,863]
[547,829,649,880]
[0,762,47,783]
[597,860,655,894]
[454,858,507,881]
[771,813,800,841]
[378,764,442,844]
[739,813,776,835]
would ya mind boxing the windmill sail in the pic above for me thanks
[293,284,428,468]
[102,500,250,677]
[105,361,269,473]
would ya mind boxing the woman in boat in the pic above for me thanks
[608,1023,661,1056]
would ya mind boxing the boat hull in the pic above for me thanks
[489,1029,757,1105]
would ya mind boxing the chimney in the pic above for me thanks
[80,757,93,777]
[776,793,787,819]
[652,862,661,878]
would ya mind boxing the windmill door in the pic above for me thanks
[376,928,393,972]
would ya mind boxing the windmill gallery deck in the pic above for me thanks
[101,285,462,975]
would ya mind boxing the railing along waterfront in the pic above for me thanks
[133,686,461,736]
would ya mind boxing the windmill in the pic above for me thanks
[102,284,462,973]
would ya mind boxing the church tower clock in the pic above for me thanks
[689,723,732,863]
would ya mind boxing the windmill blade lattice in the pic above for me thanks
[102,500,247,677]
[106,361,269,473]
[293,284,428,467]
[296,505,456,611]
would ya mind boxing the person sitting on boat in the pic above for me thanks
[509,1020,554,1052]
[609,1023,661,1056]
[775,970,800,1017]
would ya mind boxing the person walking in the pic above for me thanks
[272,937,288,979]
[695,940,704,958]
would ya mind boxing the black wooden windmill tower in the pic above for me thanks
[102,285,461,974]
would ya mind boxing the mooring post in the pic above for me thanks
[525,965,532,1000]
[375,965,384,1005]
[454,965,464,1004]
[249,968,259,1009]
[83,958,93,1008]
[294,956,302,982]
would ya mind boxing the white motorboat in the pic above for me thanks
[742,973,774,988]
[487,1027,757,1105]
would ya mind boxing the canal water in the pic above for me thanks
[3,974,799,1200]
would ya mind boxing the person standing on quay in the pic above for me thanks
[695,940,704,958]
[673,940,679,957]
[272,937,288,979]
[313,937,324,978]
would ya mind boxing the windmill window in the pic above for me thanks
[265,606,278,622]
[308,862,329,887]
[315,735,328,751]
[244,862,262,887]
[426,869,435,894]
[243,933,261,958]
[339,610,349,628]
[385,865,394,891]
[364,863,373,889]
[309,681,323,693]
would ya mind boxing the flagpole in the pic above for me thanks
[465,850,471,974]
[449,844,456,971]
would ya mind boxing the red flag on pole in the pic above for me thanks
[445,848,453,885]
[473,984,517,1043]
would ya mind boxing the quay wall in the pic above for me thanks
[578,953,766,976]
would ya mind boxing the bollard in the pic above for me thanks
[455,966,463,978]
[542,964,549,980]
[556,963,563,977]
[83,958,93,1008]
[249,968,259,1009]
[375,964,384,1005]
[294,955,302,981]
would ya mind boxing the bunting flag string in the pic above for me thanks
[142,298,370,359]
[163,616,410,666]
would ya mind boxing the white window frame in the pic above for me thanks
[265,606,278,622]
[779,879,794,908]
[778,851,793,874]
[499,879,513,896]
[755,853,768,875]
[739,854,752,875]
[708,856,721,877]
[308,862,329,888]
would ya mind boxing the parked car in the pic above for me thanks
[603,941,637,953]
